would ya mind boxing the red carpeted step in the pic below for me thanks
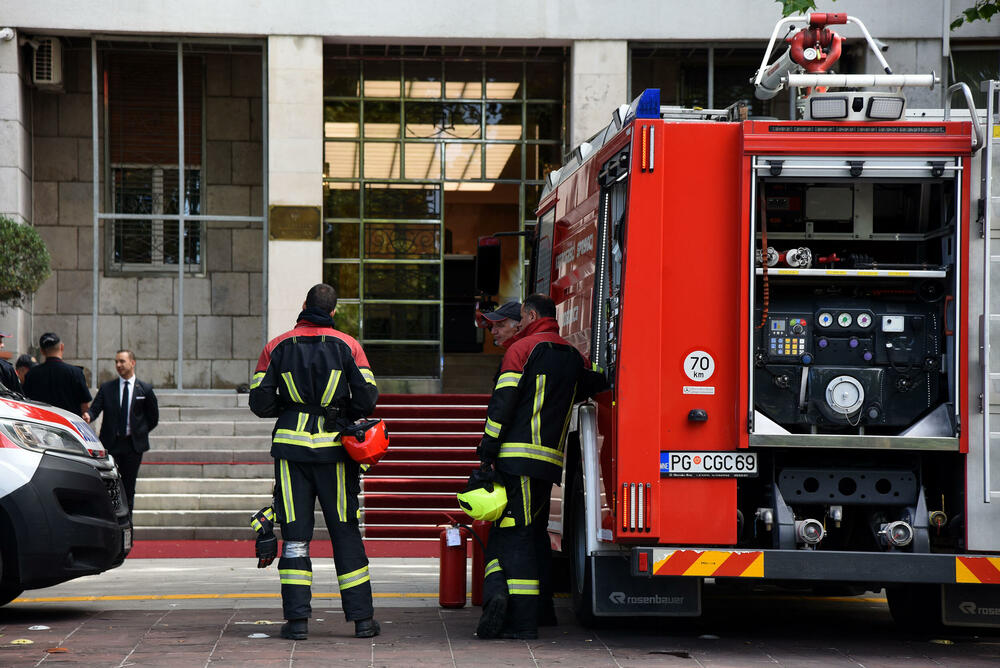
[363,508,461,525]
[378,393,489,406]
[362,493,456,508]
[379,447,477,463]
[367,461,474,477]
[389,432,482,450]
[364,477,468,493]
[374,405,487,419]
[380,418,484,432]
[364,525,448,539]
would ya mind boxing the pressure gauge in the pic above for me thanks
[825,375,865,415]
[837,312,853,327]
[857,313,872,328]
[817,312,833,328]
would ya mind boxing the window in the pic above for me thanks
[951,47,1000,108]
[104,52,204,273]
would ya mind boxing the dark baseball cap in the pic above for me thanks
[481,301,522,323]
[39,332,61,349]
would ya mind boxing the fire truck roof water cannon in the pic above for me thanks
[491,11,1000,630]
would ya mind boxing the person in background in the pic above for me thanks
[0,331,19,392]
[14,354,36,386]
[23,332,91,416]
[477,301,522,350]
[86,350,159,516]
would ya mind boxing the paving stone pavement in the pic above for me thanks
[2,559,1000,666]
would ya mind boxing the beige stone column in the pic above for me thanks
[570,40,629,148]
[0,30,33,348]
[266,35,323,339]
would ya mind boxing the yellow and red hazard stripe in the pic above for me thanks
[653,549,763,578]
[956,556,1000,584]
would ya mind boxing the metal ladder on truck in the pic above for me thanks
[977,79,1000,551]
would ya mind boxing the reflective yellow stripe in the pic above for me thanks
[338,565,370,590]
[524,476,534,520]
[484,418,502,438]
[495,372,522,390]
[281,372,304,403]
[321,369,342,406]
[251,518,262,531]
[296,412,308,431]
[250,371,265,389]
[336,462,347,522]
[498,442,564,467]
[499,517,516,528]
[279,459,296,523]
[274,429,342,449]
[360,367,377,387]
[531,374,545,445]
[485,559,502,577]
[279,569,313,586]
[507,578,539,595]
[263,507,275,521]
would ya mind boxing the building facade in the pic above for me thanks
[0,0,996,391]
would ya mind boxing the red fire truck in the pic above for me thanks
[527,13,1000,628]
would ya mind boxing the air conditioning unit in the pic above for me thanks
[32,37,63,89]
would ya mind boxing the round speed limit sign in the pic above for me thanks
[684,350,715,382]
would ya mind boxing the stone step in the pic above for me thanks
[144,450,272,464]
[131,526,331,541]
[154,421,274,436]
[155,391,249,408]
[140,462,272,478]
[148,435,272,450]
[135,509,333,528]
[175,406,260,422]
[137,478,271,494]
[135,493,272,511]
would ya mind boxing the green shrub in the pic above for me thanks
[0,216,52,309]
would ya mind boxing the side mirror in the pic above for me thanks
[475,236,501,296]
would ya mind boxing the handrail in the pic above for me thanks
[944,82,985,152]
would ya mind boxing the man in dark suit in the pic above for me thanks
[86,349,159,515]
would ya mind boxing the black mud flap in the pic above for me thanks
[942,584,1000,628]
[591,554,701,617]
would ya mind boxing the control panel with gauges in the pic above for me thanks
[753,297,945,432]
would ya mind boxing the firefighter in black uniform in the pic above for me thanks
[249,283,381,640]
[475,293,605,639]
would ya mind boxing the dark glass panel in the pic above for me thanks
[325,59,360,97]
[324,101,360,138]
[324,142,360,179]
[404,61,441,98]
[487,143,520,180]
[364,263,439,300]
[322,263,360,299]
[486,61,522,99]
[526,60,562,99]
[445,61,482,98]
[525,104,562,141]
[324,183,360,218]
[525,143,562,181]
[485,102,521,140]
[365,184,441,219]
[333,302,360,338]
[364,61,400,97]
[364,101,401,138]
[365,343,439,376]
[323,222,360,258]
[363,303,439,340]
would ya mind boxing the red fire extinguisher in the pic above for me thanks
[439,524,469,608]
[469,520,491,606]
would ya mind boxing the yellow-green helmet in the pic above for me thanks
[457,483,507,522]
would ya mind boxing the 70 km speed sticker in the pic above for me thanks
[660,451,758,478]
[684,350,715,382]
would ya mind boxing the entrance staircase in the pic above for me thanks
[135,392,487,557]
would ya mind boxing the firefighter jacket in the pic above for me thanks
[249,308,378,464]
[477,316,605,484]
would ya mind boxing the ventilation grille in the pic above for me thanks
[32,37,63,87]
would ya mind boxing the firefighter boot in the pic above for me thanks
[354,617,381,638]
[280,618,308,640]
[476,587,508,639]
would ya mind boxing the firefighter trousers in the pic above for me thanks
[273,458,374,622]
[482,470,552,633]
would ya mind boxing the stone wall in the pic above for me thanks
[30,45,264,388]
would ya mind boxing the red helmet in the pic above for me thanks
[342,419,389,466]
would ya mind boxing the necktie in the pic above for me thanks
[119,381,130,436]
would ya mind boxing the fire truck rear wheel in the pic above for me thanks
[569,465,596,627]
[0,549,22,607]
[885,584,942,632]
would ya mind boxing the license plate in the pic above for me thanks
[123,528,133,551]
[660,452,758,478]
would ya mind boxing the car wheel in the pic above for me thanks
[0,586,23,607]
[886,584,942,633]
